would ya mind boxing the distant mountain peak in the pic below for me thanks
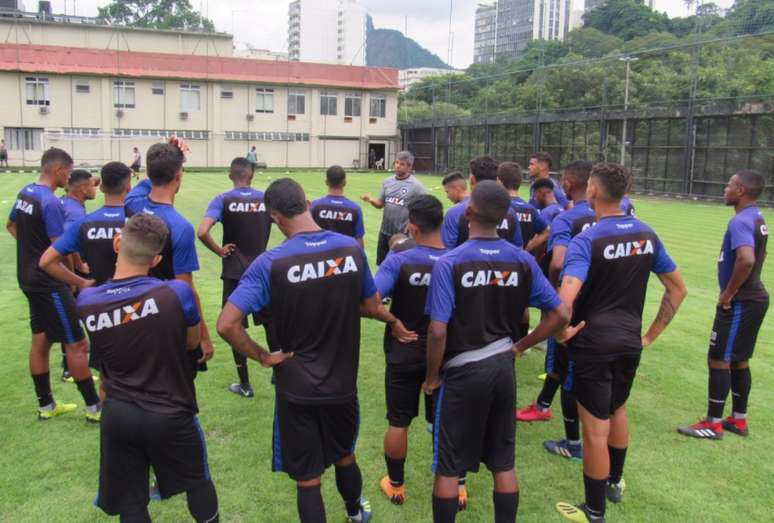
[366,15,451,70]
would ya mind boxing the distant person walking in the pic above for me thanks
[246,146,258,171]
[0,139,8,168]
[130,147,142,179]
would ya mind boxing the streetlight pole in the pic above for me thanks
[619,56,638,166]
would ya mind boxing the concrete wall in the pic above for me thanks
[0,71,399,168]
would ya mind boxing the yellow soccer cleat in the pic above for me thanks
[556,502,606,523]
[37,402,78,420]
[379,475,406,505]
[85,409,102,424]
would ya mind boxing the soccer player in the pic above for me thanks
[497,161,549,253]
[198,157,274,398]
[442,156,523,249]
[441,171,469,204]
[424,180,568,523]
[130,146,142,178]
[678,171,769,440]
[7,148,101,421]
[528,152,569,209]
[41,161,132,286]
[77,214,219,523]
[375,195,448,506]
[311,165,365,247]
[516,160,596,462]
[533,178,563,224]
[554,163,686,523]
[361,151,426,265]
[218,178,416,523]
[125,138,214,367]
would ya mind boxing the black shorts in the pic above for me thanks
[433,351,516,477]
[570,356,641,420]
[376,232,392,265]
[544,337,570,379]
[708,299,769,363]
[23,289,85,344]
[223,279,281,351]
[385,364,434,428]
[97,398,210,516]
[0,152,7,161]
[272,394,359,481]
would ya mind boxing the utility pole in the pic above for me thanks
[619,56,638,166]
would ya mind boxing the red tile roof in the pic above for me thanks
[0,44,399,90]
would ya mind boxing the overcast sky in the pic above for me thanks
[51,0,736,69]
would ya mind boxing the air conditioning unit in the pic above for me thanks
[39,106,49,115]
[246,114,254,121]
[180,111,189,120]
[115,109,124,118]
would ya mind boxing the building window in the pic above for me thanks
[221,87,234,99]
[369,94,387,118]
[112,129,209,140]
[25,77,49,106]
[180,84,201,112]
[75,81,90,94]
[320,91,337,116]
[344,92,361,117]
[255,87,275,113]
[152,82,165,95]
[287,89,305,115]
[113,80,136,108]
[4,127,43,150]
[225,131,309,142]
[63,128,100,137]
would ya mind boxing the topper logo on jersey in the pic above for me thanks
[87,226,121,240]
[15,199,34,215]
[408,272,431,286]
[319,209,354,222]
[603,239,654,260]
[228,201,266,213]
[461,270,519,288]
[84,298,159,332]
[287,256,358,283]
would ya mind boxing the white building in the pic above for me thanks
[474,3,497,65]
[399,68,454,91]
[288,0,367,66]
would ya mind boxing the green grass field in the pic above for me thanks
[0,170,772,523]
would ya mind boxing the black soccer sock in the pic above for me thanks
[186,479,219,523]
[560,388,580,442]
[707,367,731,420]
[335,461,363,517]
[583,474,606,519]
[730,367,752,416]
[75,377,100,407]
[61,344,69,372]
[385,455,406,486]
[231,348,250,386]
[432,495,459,523]
[297,484,326,523]
[536,375,561,410]
[32,372,53,407]
[119,507,151,523]
[608,446,627,485]
[493,491,519,523]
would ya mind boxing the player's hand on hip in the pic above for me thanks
[422,377,441,396]
[199,339,215,363]
[221,243,236,258]
[556,321,586,343]
[511,343,527,358]
[718,293,733,310]
[260,350,294,368]
[391,320,418,344]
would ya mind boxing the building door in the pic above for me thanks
[368,142,386,169]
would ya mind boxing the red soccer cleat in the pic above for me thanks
[722,416,749,437]
[516,403,552,422]
[677,419,723,440]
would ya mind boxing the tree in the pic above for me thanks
[565,28,624,58]
[97,0,216,32]
[583,0,671,41]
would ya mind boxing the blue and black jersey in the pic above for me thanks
[9,183,68,292]
[529,176,569,209]
[375,245,448,368]
[311,195,365,240]
[547,201,597,253]
[563,215,676,361]
[620,196,635,216]
[426,238,560,365]
[76,276,200,415]
[441,196,523,249]
[510,196,548,246]
[61,195,86,232]
[540,202,563,225]
[204,187,272,281]
[125,180,199,280]
[718,206,768,302]
[228,230,377,404]
[53,205,125,285]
